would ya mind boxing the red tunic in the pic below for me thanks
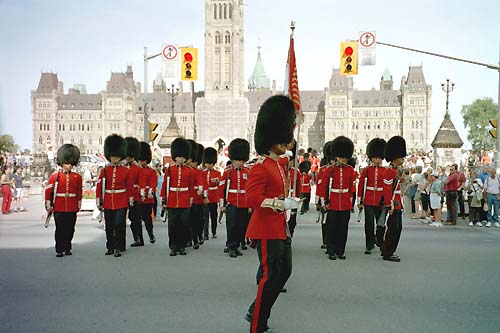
[311,157,320,173]
[218,166,249,208]
[160,165,194,209]
[357,165,385,207]
[315,165,332,198]
[317,164,356,211]
[203,168,221,203]
[300,173,313,194]
[126,163,141,202]
[192,168,205,205]
[382,166,402,210]
[138,166,158,204]
[96,165,133,210]
[245,156,288,240]
[45,171,82,212]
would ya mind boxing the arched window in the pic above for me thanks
[39,136,42,144]
[47,124,49,131]
[214,4,217,19]
[219,4,222,18]
[63,124,65,131]
[229,3,232,18]
[40,124,42,131]
[225,31,231,44]
[215,31,221,44]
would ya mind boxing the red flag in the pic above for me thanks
[286,34,302,119]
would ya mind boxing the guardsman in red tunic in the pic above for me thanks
[124,137,142,248]
[201,147,220,240]
[317,136,356,260]
[160,138,194,256]
[357,138,386,254]
[96,134,133,258]
[299,161,312,215]
[311,152,320,182]
[188,142,205,249]
[381,136,407,262]
[45,144,82,257]
[138,142,157,245]
[219,138,250,258]
[316,141,333,249]
[245,95,298,333]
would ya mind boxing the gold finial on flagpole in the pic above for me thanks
[290,20,295,36]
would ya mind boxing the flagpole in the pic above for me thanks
[290,21,301,200]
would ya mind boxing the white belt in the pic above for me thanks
[228,189,246,194]
[302,184,311,187]
[170,187,189,192]
[208,186,218,190]
[133,184,139,188]
[331,188,349,193]
[366,186,383,191]
[55,193,76,197]
[394,190,401,194]
[105,189,126,194]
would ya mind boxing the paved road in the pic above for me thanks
[1,195,500,332]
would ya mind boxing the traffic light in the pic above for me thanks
[149,122,159,142]
[489,119,498,138]
[180,47,198,81]
[340,41,358,75]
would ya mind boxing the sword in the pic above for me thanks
[161,207,168,223]
[44,211,52,228]
[384,178,400,225]
[45,173,59,228]
[218,175,231,224]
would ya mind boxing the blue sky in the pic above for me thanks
[1,0,499,150]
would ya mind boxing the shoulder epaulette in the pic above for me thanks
[256,156,266,164]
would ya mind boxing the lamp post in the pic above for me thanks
[441,78,455,116]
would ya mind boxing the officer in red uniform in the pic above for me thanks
[124,137,142,248]
[317,136,356,260]
[299,160,312,214]
[138,141,157,245]
[161,138,194,256]
[357,138,386,254]
[219,138,250,258]
[45,144,82,257]
[96,134,133,258]
[245,95,297,333]
[189,142,205,249]
[311,151,320,182]
[316,141,332,249]
[202,147,220,240]
[381,136,407,262]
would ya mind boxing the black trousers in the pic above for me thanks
[226,205,249,250]
[139,203,155,240]
[458,190,465,217]
[326,210,351,256]
[129,203,142,244]
[248,238,292,333]
[190,204,204,244]
[364,205,382,250]
[300,193,311,213]
[54,212,77,253]
[445,191,458,224]
[167,208,190,250]
[104,208,127,251]
[203,202,218,237]
[382,210,402,257]
[288,209,297,236]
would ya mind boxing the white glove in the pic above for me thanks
[284,197,301,210]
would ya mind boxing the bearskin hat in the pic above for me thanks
[254,95,296,155]
[187,139,198,162]
[299,161,311,173]
[104,134,127,161]
[384,136,407,162]
[323,141,333,162]
[330,136,354,159]
[366,138,386,159]
[203,147,218,165]
[171,137,191,160]
[138,142,152,164]
[125,137,141,160]
[56,144,80,166]
[229,138,250,161]
[347,157,356,168]
[193,143,204,164]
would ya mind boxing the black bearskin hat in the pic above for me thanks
[193,143,204,164]
[323,141,333,162]
[104,134,127,161]
[203,147,218,165]
[330,136,354,159]
[347,157,356,168]
[385,136,407,162]
[366,138,386,159]
[125,137,141,160]
[229,138,250,161]
[254,95,296,155]
[56,144,80,166]
[138,142,152,164]
[171,137,191,160]
[187,139,198,162]
[299,161,311,173]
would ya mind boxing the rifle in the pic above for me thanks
[45,172,60,228]
[161,166,170,223]
[218,170,231,224]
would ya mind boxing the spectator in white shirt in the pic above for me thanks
[483,167,500,227]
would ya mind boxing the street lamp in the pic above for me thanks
[441,78,455,116]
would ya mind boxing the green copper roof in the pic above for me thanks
[248,47,270,90]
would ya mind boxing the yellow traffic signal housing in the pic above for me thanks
[149,122,159,142]
[180,47,198,81]
[340,41,358,75]
[489,119,498,138]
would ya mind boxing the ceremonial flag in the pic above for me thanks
[284,31,302,120]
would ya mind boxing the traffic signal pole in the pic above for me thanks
[143,47,162,143]
[377,41,500,166]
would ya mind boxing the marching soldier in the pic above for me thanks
[381,136,407,262]
[244,95,298,333]
[138,142,157,245]
[317,136,356,260]
[45,144,82,257]
[219,138,250,258]
[96,134,133,258]
[160,137,194,256]
[202,147,221,240]
[189,143,205,249]
[357,138,386,254]
[124,137,143,248]
[299,160,312,215]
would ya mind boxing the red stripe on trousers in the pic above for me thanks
[252,240,268,333]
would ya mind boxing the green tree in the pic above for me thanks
[461,97,498,152]
[0,134,19,152]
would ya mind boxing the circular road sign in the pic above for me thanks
[162,45,178,60]
[359,32,375,48]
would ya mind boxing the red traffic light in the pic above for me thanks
[344,46,353,56]
[184,52,193,62]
